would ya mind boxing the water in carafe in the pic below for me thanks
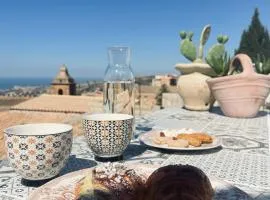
[103,47,135,116]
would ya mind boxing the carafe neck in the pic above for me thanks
[108,47,130,67]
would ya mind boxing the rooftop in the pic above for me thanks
[10,94,103,114]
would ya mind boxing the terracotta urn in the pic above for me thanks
[177,72,214,111]
[206,54,270,118]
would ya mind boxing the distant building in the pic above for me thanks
[152,74,177,87]
[49,65,76,95]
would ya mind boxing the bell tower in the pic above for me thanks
[49,65,76,95]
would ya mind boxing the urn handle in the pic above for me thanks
[228,54,255,75]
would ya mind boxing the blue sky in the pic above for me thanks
[0,0,269,78]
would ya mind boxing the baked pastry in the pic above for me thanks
[75,163,145,200]
[167,139,189,147]
[177,134,202,147]
[190,133,213,144]
[142,165,214,200]
[153,136,173,145]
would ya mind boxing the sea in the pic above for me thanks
[0,77,100,90]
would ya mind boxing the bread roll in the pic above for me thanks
[143,165,214,200]
[75,163,145,200]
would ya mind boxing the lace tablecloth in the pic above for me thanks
[0,107,269,199]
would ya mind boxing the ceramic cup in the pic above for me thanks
[82,113,134,158]
[4,123,72,180]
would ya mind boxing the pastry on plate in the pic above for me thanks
[189,133,213,144]
[167,139,189,148]
[152,136,173,145]
[75,163,214,200]
[177,134,202,147]
[142,164,214,200]
[152,131,174,145]
[75,163,145,200]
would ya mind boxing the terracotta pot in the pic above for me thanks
[206,54,270,118]
[177,72,214,111]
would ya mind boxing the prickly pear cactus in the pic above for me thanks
[180,31,197,62]
[178,24,229,73]
[206,35,229,67]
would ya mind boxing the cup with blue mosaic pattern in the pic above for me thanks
[4,123,73,180]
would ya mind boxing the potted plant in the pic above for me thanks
[175,24,229,111]
[254,54,270,109]
[206,53,270,118]
[254,54,270,74]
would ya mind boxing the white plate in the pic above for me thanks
[29,164,251,200]
[139,130,222,150]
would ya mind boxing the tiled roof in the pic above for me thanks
[10,94,103,114]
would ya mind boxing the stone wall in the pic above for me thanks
[162,93,183,108]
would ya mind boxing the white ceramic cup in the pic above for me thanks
[82,113,134,158]
[4,123,73,180]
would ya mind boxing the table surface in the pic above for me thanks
[0,107,270,200]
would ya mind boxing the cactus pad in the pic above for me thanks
[180,39,197,62]
[198,25,211,60]
[201,25,211,45]
[179,31,187,39]
[206,44,225,67]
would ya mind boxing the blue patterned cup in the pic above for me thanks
[4,123,72,180]
[82,113,134,158]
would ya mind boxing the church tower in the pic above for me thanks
[49,65,76,95]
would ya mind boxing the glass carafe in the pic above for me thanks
[103,47,135,116]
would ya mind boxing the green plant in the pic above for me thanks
[180,25,229,64]
[155,84,169,106]
[254,54,270,74]
[206,35,229,68]
[180,31,197,62]
[235,8,270,62]
[206,52,231,76]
